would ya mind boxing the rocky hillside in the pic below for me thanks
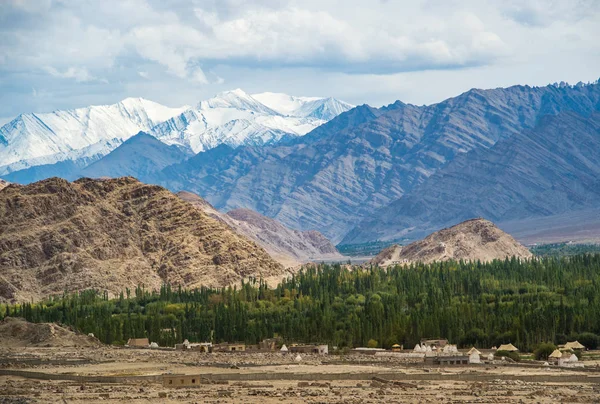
[370,219,532,266]
[0,317,101,348]
[0,177,284,303]
[177,191,342,267]
[0,179,7,191]
[150,82,600,242]
[345,111,600,243]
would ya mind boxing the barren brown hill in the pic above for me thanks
[177,191,343,267]
[371,218,532,266]
[0,179,8,191]
[0,177,284,303]
[0,317,101,348]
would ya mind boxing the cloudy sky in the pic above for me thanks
[1,0,599,124]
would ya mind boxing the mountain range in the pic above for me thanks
[145,81,600,243]
[0,90,353,180]
[2,81,600,246]
[345,110,600,243]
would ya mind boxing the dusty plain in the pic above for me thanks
[1,346,600,403]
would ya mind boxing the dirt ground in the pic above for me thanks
[1,346,599,403]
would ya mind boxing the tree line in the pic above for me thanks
[3,254,600,352]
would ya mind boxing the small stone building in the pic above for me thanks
[429,355,469,365]
[213,343,246,352]
[163,374,203,387]
[127,338,149,347]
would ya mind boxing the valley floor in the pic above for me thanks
[1,347,599,403]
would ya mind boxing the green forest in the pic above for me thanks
[3,254,600,352]
[530,243,600,257]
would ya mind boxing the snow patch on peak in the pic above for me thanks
[117,97,189,124]
[198,89,279,115]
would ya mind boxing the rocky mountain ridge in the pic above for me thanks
[0,177,285,303]
[177,191,342,267]
[370,218,533,266]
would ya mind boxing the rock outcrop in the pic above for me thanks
[0,177,284,303]
[177,191,343,267]
[0,317,102,348]
[370,219,532,266]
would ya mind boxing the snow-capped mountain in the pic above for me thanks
[0,90,353,175]
[252,92,354,120]
[151,89,354,153]
[0,98,188,174]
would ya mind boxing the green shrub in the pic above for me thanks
[576,333,599,350]
[494,350,521,362]
[534,342,557,360]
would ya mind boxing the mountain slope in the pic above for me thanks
[369,218,532,265]
[80,132,192,180]
[0,98,187,174]
[0,177,284,303]
[177,191,342,267]
[153,82,600,242]
[345,111,600,243]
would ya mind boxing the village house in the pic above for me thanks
[259,338,279,351]
[561,341,585,351]
[212,342,246,352]
[425,355,469,365]
[549,349,563,363]
[497,343,519,352]
[551,349,582,367]
[467,347,482,364]
[289,344,329,355]
[246,338,282,352]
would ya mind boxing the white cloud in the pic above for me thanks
[0,0,599,120]
[128,6,507,73]
[43,66,106,83]
[502,0,599,27]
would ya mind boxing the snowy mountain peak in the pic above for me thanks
[0,90,353,176]
[198,89,279,115]
[0,98,187,173]
[116,97,189,124]
[251,92,353,120]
